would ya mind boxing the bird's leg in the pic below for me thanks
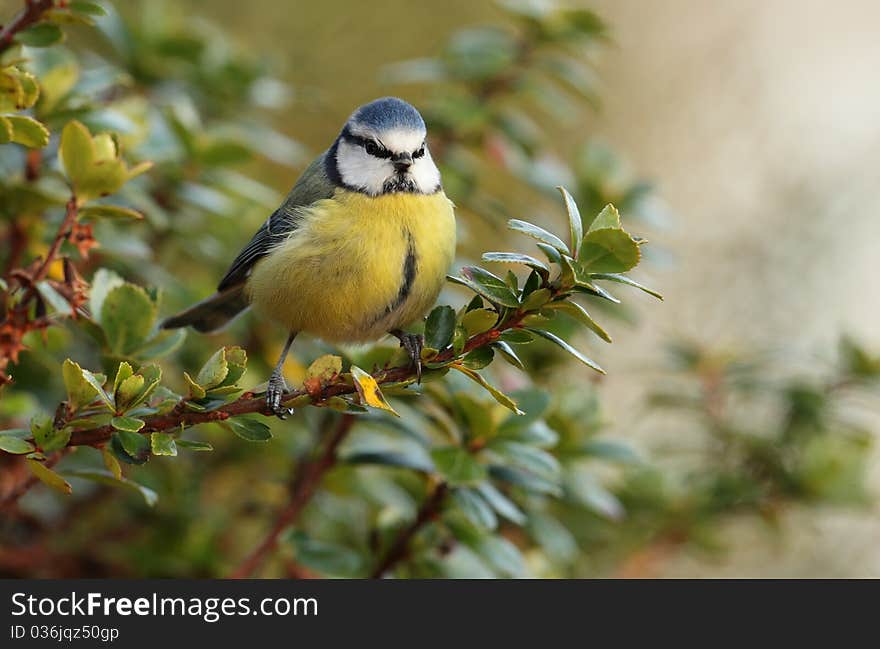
[266,331,297,419]
[390,328,423,383]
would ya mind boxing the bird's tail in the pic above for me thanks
[161,285,249,333]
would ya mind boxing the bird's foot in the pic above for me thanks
[392,330,423,383]
[266,373,294,419]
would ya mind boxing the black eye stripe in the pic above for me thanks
[344,132,392,158]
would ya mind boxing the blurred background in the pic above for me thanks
[2,0,879,577]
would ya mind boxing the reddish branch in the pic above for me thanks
[2,197,81,384]
[64,316,517,448]
[230,414,356,578]
[0,0,55,54]
[371,482,449,578]
[0,447,71,508]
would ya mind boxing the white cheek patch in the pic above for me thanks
[409,148,441,193]
[336,139,391,196]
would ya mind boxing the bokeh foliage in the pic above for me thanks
[0,0,875,578]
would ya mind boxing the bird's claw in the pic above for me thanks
[266,374,294,419]
[397,332,423,383]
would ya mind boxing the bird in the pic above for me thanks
[161,97,457,417]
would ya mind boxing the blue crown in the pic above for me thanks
[350,97,425,132]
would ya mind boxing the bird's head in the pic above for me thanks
[327,97,441,196]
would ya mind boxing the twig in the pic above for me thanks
[0,0,55,54]
[0,447,71,508]
[63,314,520,448]
[18,196,78,304]
[370,481,448,578]
[229,414,356,578]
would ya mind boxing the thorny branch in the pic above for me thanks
[370,481,449,578]
[0,0,55,54]
[1,197,83,385]
[59,310,529,449]
[229,414,357,578]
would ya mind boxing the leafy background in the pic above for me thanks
[1,0,879,577]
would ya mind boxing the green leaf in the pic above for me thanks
[557,186,583,257]
[62,359,98,411]
[424,305,456,350]
[6,116,49,148]
[120,364,161,411]
[431,447,486,485]
[527,328,605,374]
[481,252,550,278]
[196,348,229,389]
[287,532,364,577]
[350,365,399,416]
[476,535,527,578]
[111,430,150,464]
[182,372,206,399]
[590,273,663,300]
[18,23,64,47]
[492,440,561,480]
[59,119,94,185]
[132,328,186,360]
[65,470,157,506]
[521,287,551,311]
[102,447,122,480]
[459,266,520,308]
[453,488,497,530]
[176,439,213,452]
[33,419,70,453]
[228,417,272,442]
[70,1,108,16]
[461,346,494,370]
[536,242,562,264]
[507,219,569,253]
[27,459,72,495]
[580,439,641,463]
[150,432,177,457]
[587,203,621,233]
[566,466,624,520]
[216,346,247,386]
[0,435,35,454]
[78,205,144,221]
[500,329,534,344]
[100,284,156,355]
[489,465,562,496]
[450,364,523,415]
[544,300,612,343]
[476,482,527,525]
[89,268,124,322]
[112,361,134,397]
[578,228,640,273]
[81,368,113,409]
[460,308,498,336]
[111,416,144,433]
[492,341,524,370]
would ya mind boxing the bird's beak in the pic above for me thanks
[392,152,413,173]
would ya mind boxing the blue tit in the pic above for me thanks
[162,97,457,416]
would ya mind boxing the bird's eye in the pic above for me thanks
[413,145,425,159]
[364,141,380,156]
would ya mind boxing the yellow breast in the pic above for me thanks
[246,188,456,342]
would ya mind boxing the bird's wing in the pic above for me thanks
[217,152,335,291]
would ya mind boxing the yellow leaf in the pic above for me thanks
[305,354,342,383]
[26,459,72,495]
[350,365,399,416]
[102,446,122,480]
